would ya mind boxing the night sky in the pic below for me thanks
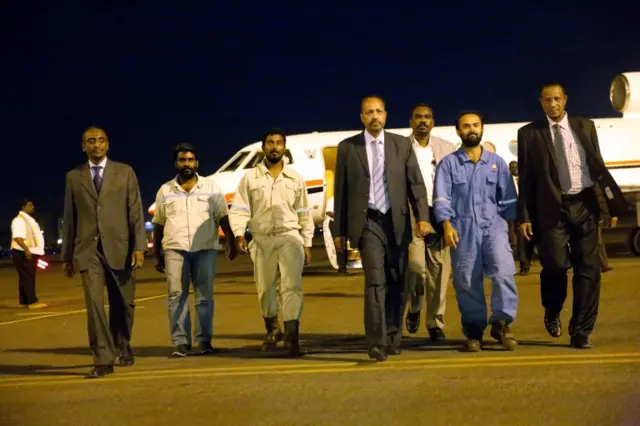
[2,2,640,241]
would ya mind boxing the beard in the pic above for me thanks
[461,132,483,147]
[178,166,196,179]
[265,151,283,164]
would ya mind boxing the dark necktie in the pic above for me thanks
[92,166,103,193]
[552,124,572,193]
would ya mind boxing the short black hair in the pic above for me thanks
[410,103,433,118]
[81,126,106,140]
[360,95,386,111]
[174,142,198,161]
[262,128,287,145]
[455,110,484,130]
[541,82,567,95]
[20,198,33,210]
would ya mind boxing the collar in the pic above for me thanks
[89,157,108,169]
[546,112,570,129]
[364,130,385,145]
[172,173,203,191]
[454,146,490,164]
[256,160,296,180]
[411,134,431,148]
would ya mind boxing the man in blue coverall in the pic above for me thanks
[433,111,519,352]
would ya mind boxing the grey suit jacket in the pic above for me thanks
[407,134,455,166]
[61,159,147,271]
[332,130,430,248]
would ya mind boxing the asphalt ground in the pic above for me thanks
[0,232,638,426]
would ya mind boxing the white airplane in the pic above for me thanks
[148,71,640,265]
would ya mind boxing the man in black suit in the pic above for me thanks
[333,95,431,361]
[517,83,627,349]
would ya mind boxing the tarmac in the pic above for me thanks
[0,233,639,426]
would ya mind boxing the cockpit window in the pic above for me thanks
[244,152,265,169]
[219,151,250,172]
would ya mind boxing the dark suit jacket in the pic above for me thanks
[517,115,631,232]
[332,130,430,247]
[61,159,147,271]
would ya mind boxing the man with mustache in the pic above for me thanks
[62,126,147,378]
[332,96,430,361]
[404,104,454,341]
[152,143,236,357]
[433,111,519,352]
[517,83,626,349]
[229,128,314,357]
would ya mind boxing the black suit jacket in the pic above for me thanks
[517,115,631,232]
[332,130,430,247]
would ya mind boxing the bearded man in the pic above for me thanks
[152,142,236,357]
[433,111,519,353]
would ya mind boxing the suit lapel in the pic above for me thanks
[354,132,370,177]
[384,131,395,177]
[568,116,593,157]
[98,162,116,200]
[79,164,98,200]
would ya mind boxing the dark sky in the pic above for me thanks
[2,2,640,236]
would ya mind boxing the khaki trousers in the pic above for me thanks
[249,231,305,321]
[406,208,451,329]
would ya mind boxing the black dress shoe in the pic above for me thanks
[570,335,593,349]
[368,347,387,362]
[386,346,402,356]
[118,345,135,366]
[428,327,446,341]
[405,311,420,334]
[85,365,114,379]
[544,313,562,338]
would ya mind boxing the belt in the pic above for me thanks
[561,187,594,201]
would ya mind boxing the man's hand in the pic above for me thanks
[443,222,459,248]
[236,236,248,254]
[155,257,165,274]
[62,261,74,278]
[304,247,312,265]
[24,248,32,260]
[227,242,238,260]
[334,237,346,251]
[520,222,534,240]
[131,250,145,269]
[605,217,619,229]
[415,220,434,238]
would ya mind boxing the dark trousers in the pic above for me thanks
[518,233,535,269]
[337,247,347,271]
[11,249,39,305]
[536,190,600,337]
[358,210,408,349]
[80,246,136,365]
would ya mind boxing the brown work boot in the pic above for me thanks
[261,316,283,352]
[490,321,518,351]
[283,320,303,357]
[461,338,482,352]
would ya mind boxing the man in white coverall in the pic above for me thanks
[229,128,314,357]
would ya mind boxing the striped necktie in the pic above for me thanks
[370,140,389,213]
[552,124,572,193]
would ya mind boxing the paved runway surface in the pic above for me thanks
[0,239,639,425]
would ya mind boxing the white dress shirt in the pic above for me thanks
[547,113,593,194]
[364,130,389,210]
[89,157,107,179]
[412,136,435,206]
[11,212,45,255]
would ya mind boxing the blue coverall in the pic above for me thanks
[433,148,518,339]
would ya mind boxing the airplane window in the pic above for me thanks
[244,152,265,168]
[220,151,250,172]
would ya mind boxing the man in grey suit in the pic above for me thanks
[404,104,455,341]
[333,96,430,362]
[62,126,147,378]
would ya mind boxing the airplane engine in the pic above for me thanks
[610,72,640,117]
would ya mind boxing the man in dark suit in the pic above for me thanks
[62,126,147,378]
[517,83,627,349]
[333,96,430,361]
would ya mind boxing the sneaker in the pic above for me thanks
[171,344,190,358]
[199,342,215,355]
